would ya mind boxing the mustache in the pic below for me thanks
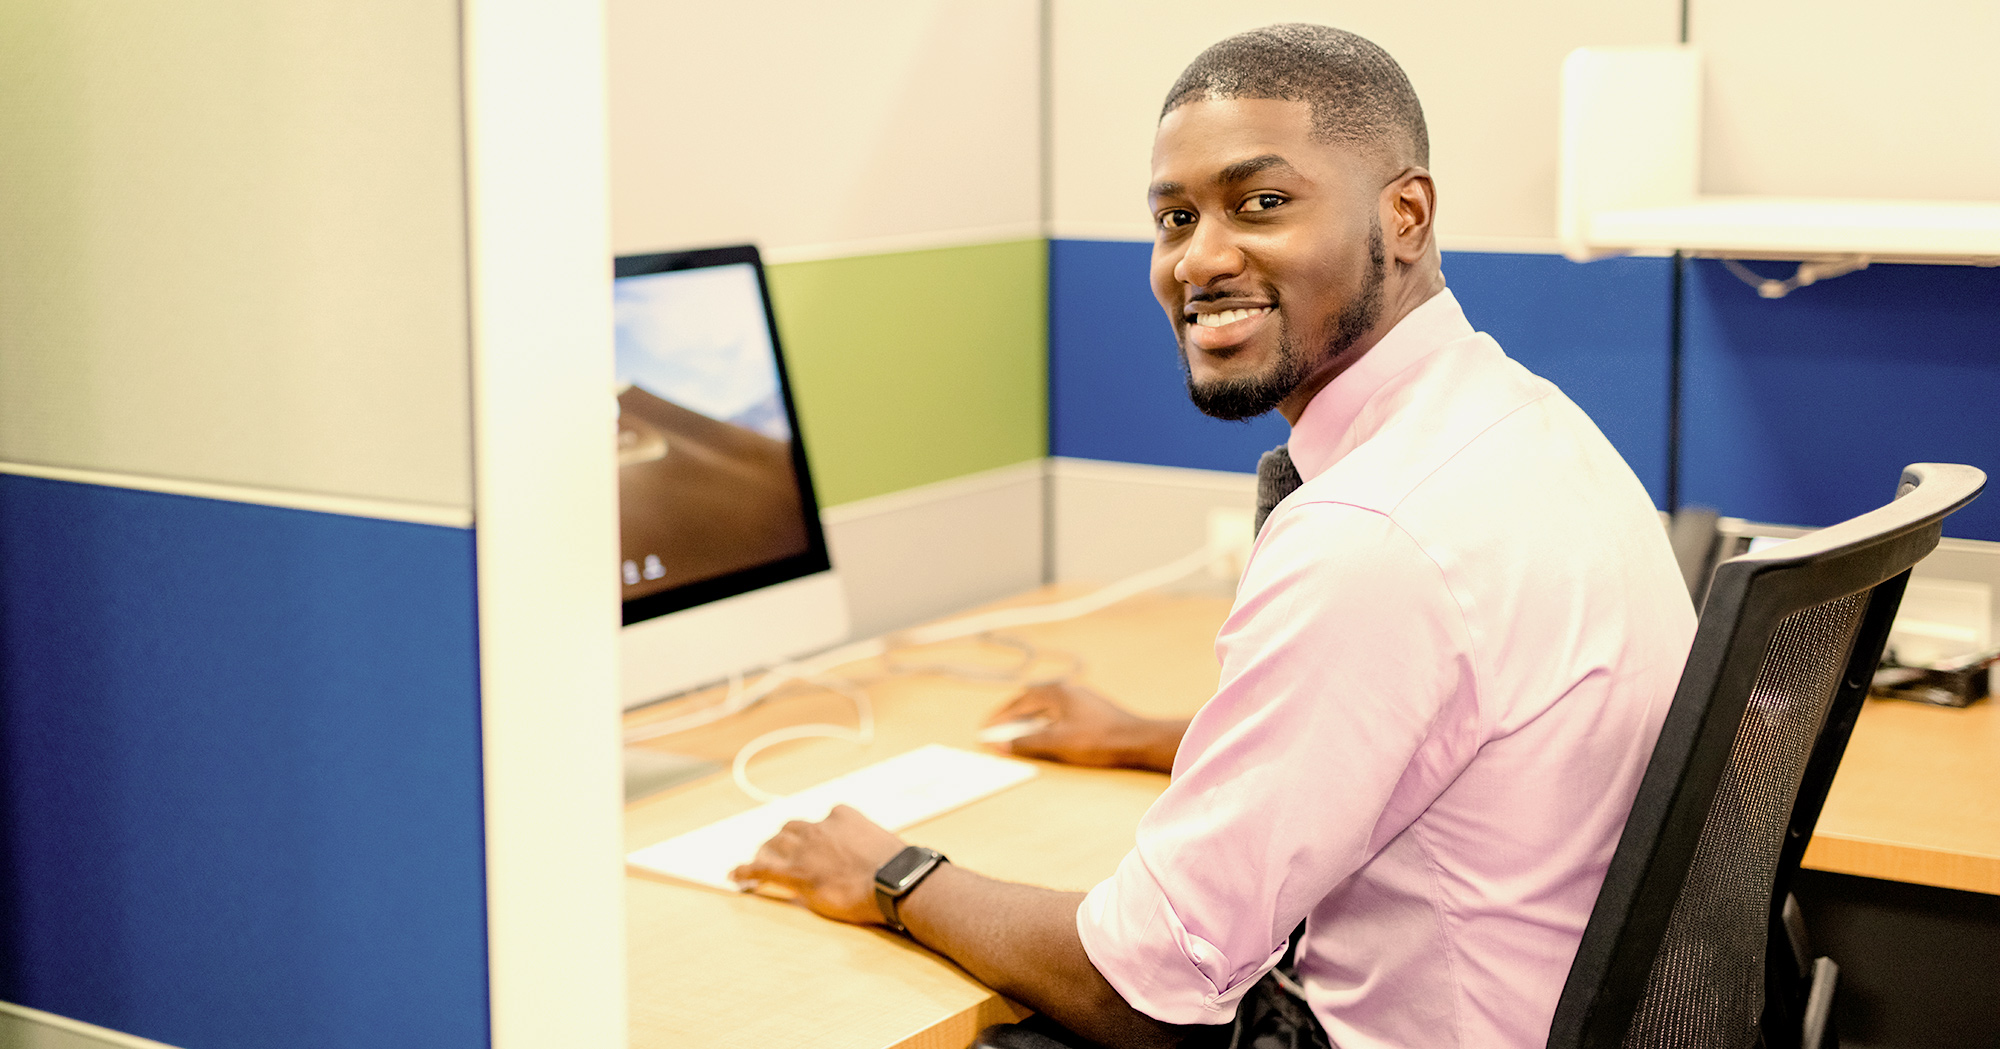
[1184,285,1268,306]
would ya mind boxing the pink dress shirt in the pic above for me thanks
[1076,289,1697,1048]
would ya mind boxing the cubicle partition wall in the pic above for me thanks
[1039,0,2000,575]
[608,0,1053,637]
[0,3,623,1048]
[1681,260,2000,541]
[1047,242,1676,486]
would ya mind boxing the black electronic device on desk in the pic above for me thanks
[612,244,848,709]
[612,245,851,798]
[1871,656,1992,706]
[1713,517,1997,707]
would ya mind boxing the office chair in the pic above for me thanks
[1667,505,1721,605]
[1547,462,1984,1049]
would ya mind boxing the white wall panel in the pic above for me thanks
[0,1,474,509]
[608,0,1040,257]
[464,1,626,1047]
[1050,457,1253,589]
[1691,0,2000,201]
[823,461,1045,638]
[1050,0,1678,246]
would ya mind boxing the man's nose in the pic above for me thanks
[1173,219,1244,289]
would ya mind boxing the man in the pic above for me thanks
[731,25,1695,1049]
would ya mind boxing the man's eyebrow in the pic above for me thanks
[1217,154,1297,184]
[1149,155,1300,200]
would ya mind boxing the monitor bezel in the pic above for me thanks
[612,244,833,627]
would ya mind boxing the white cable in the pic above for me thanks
[900,544,1222,646]
[623,636,888,743]
[885,633,1086,686]
[1721,256,1870,299]
[721,543,1223,802]
[730,725,863,802]
[624,542,1224,746]
[730,676,875,801]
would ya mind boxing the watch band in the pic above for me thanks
[873,845,948,933]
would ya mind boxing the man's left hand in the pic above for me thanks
[728,804,910,925]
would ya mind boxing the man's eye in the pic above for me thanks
[1157,209,1196,230]
[1240,193,1286,213]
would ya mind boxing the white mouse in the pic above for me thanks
[977,717,1052,745]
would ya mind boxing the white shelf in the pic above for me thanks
[1588,197,2000,263]
[1559,47,2000,265]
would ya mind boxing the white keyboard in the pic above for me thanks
[626,744,1038,891]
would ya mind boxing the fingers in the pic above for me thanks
[728,819,812,888]
[727,807,906,906]
[726,810,910,924]
[986,688,1057,726]
[1003,726,1068,761]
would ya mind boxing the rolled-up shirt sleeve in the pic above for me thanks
[1076,500,1479,1025]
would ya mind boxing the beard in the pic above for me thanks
[1181,220,1387,422]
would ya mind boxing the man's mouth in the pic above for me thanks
[1190,306,1273,328]
[1184,305,1274,354]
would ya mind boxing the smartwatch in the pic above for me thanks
[873,846,949,933]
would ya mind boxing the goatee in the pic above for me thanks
[1182,221,1386,421]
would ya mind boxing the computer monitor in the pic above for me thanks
[613,245,849,709]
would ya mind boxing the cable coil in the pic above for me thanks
[622,542,1229,800]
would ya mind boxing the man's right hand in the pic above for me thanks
[983,683,1188,774]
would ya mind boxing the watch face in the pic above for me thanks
[877,847,937,891]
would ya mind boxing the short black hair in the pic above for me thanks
[1161,24,1429,168]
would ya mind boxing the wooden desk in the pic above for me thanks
[622,590,1223,1049]
[623,588,2000,1048]
[1803,695,2000,895]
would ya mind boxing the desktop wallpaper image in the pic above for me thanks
[614,262,810,601]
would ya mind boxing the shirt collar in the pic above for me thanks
[1286,287,1472,481]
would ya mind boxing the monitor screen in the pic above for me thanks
[613,246,831,626]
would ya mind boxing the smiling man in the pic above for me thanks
[732,25,1696,1049]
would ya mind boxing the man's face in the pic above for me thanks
[1148,98,1386,421]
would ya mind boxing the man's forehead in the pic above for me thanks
[1150,98,1352,193]
[1155,96,1314,150]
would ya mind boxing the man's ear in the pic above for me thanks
[1382,168,1436,265]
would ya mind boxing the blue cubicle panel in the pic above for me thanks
[0,475,489,1049]
[1443,252,1674,505]
[1049,238,1289,473]
[1680,260,2000,541]
[1049,240,1675,505]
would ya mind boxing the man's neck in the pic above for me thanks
[1275,266,1448,426]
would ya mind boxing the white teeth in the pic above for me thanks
[1192,307,1271,327]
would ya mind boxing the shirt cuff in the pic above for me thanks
[1075,850,1290,1026]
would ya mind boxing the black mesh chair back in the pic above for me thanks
[1547,463,1985,1049]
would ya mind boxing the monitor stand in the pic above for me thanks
[623,746,721,803]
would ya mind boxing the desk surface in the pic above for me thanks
[623,589,1222,1049]
[623,588,2000,1049]
[1803,692,2000,895]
